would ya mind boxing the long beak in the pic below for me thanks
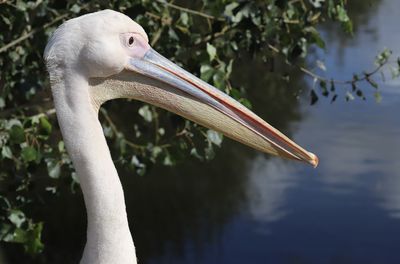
[123,48,318,167]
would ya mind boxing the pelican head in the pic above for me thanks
[44,9,318,167]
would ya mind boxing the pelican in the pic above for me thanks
[44,10,318,264]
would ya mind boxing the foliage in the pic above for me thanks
[0,0,398,258]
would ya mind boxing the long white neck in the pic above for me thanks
[50,69,137,264]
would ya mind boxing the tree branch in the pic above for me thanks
[267,44,389,86]
[99,108,146,150]
[0,4,90,54]
[156,0,225,21]
[0,14,68,54]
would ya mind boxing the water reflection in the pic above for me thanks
[246,157,297,223]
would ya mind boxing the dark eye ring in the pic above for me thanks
[128,36,134,46]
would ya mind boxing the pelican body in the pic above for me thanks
[44,10,317,264]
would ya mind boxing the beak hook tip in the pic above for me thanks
[309,152,319,168]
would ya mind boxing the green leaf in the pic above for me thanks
[13,228,28,243]
[0,224,14,242]
[374,92,382,103]
[226,59,234,78]
[207,43,217,62]
[190,148,204,161]
[70,4,81,14]
[204,145,215,160]
[47,160,61,179]
[24,222,44,255]
[16,0,27,11]
[330,80,336,92]
[239,98,253,109]
[207,130,223,147]
[356,89,365,100]
[9,125,25,144]
[0,97,5,109]
[8,210,26,228]
[336,5,349,22]
[163,155,174,166]
[309,0,325,8]
[1,15,11,27]
[367,78,378,89]
[308,27,326,49]
[151,146,162,160]
[39,117,52,135]
[138,105,153,122]
[212,69,225,89]
[346,91,355,101]
[224,2,240,18]
[180,12,189,26]
[200,64,215,82]
[330,94,338,103]
[375,48,392,66]
[168,27,179,41]
[319,80,329,97]
[21,147,37,162]
[1,146,13,159]
[58,141,65,152]
[310,89,319,105]
[336,5,353,33]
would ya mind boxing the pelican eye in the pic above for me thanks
[128,36,134,46]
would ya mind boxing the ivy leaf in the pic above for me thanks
[9,125,25,144]
[374,92,382,103]
[207,130,223,147]
[190,148,204,161]
[70,4,81,14]
[180,12,189,26]
[16,0,27,11]
[224,2,239,18]
[206,43,217,61]
[204,145,215,160]
[138,105,153,122]
[47,160,61,179]
[0,97,5,109]
[24,223,44,255]
[337,5,350,22]
[21,147,37,163]
[309,0,325,8]
[1,146,13,159]
[306,27,326,49]
[310,89,319,105]
[239,98,253,109]
[0,224,14,242]
[366,77,378,89]
[200,64,215,82]
[163,155,174,166]
[212,69,225,89]
[346,91,355,101]
[8,210,26,228]
[39,117,52,135]
[330,94,338,103]
[319,80,329,97]
[151,146,162,161]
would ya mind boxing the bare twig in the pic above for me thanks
[267,44,388,86]
[156,0,225,21]
[29,108,56,119]
[100,108,146,150]
[0,3,90,54]
[0,14,68,54]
